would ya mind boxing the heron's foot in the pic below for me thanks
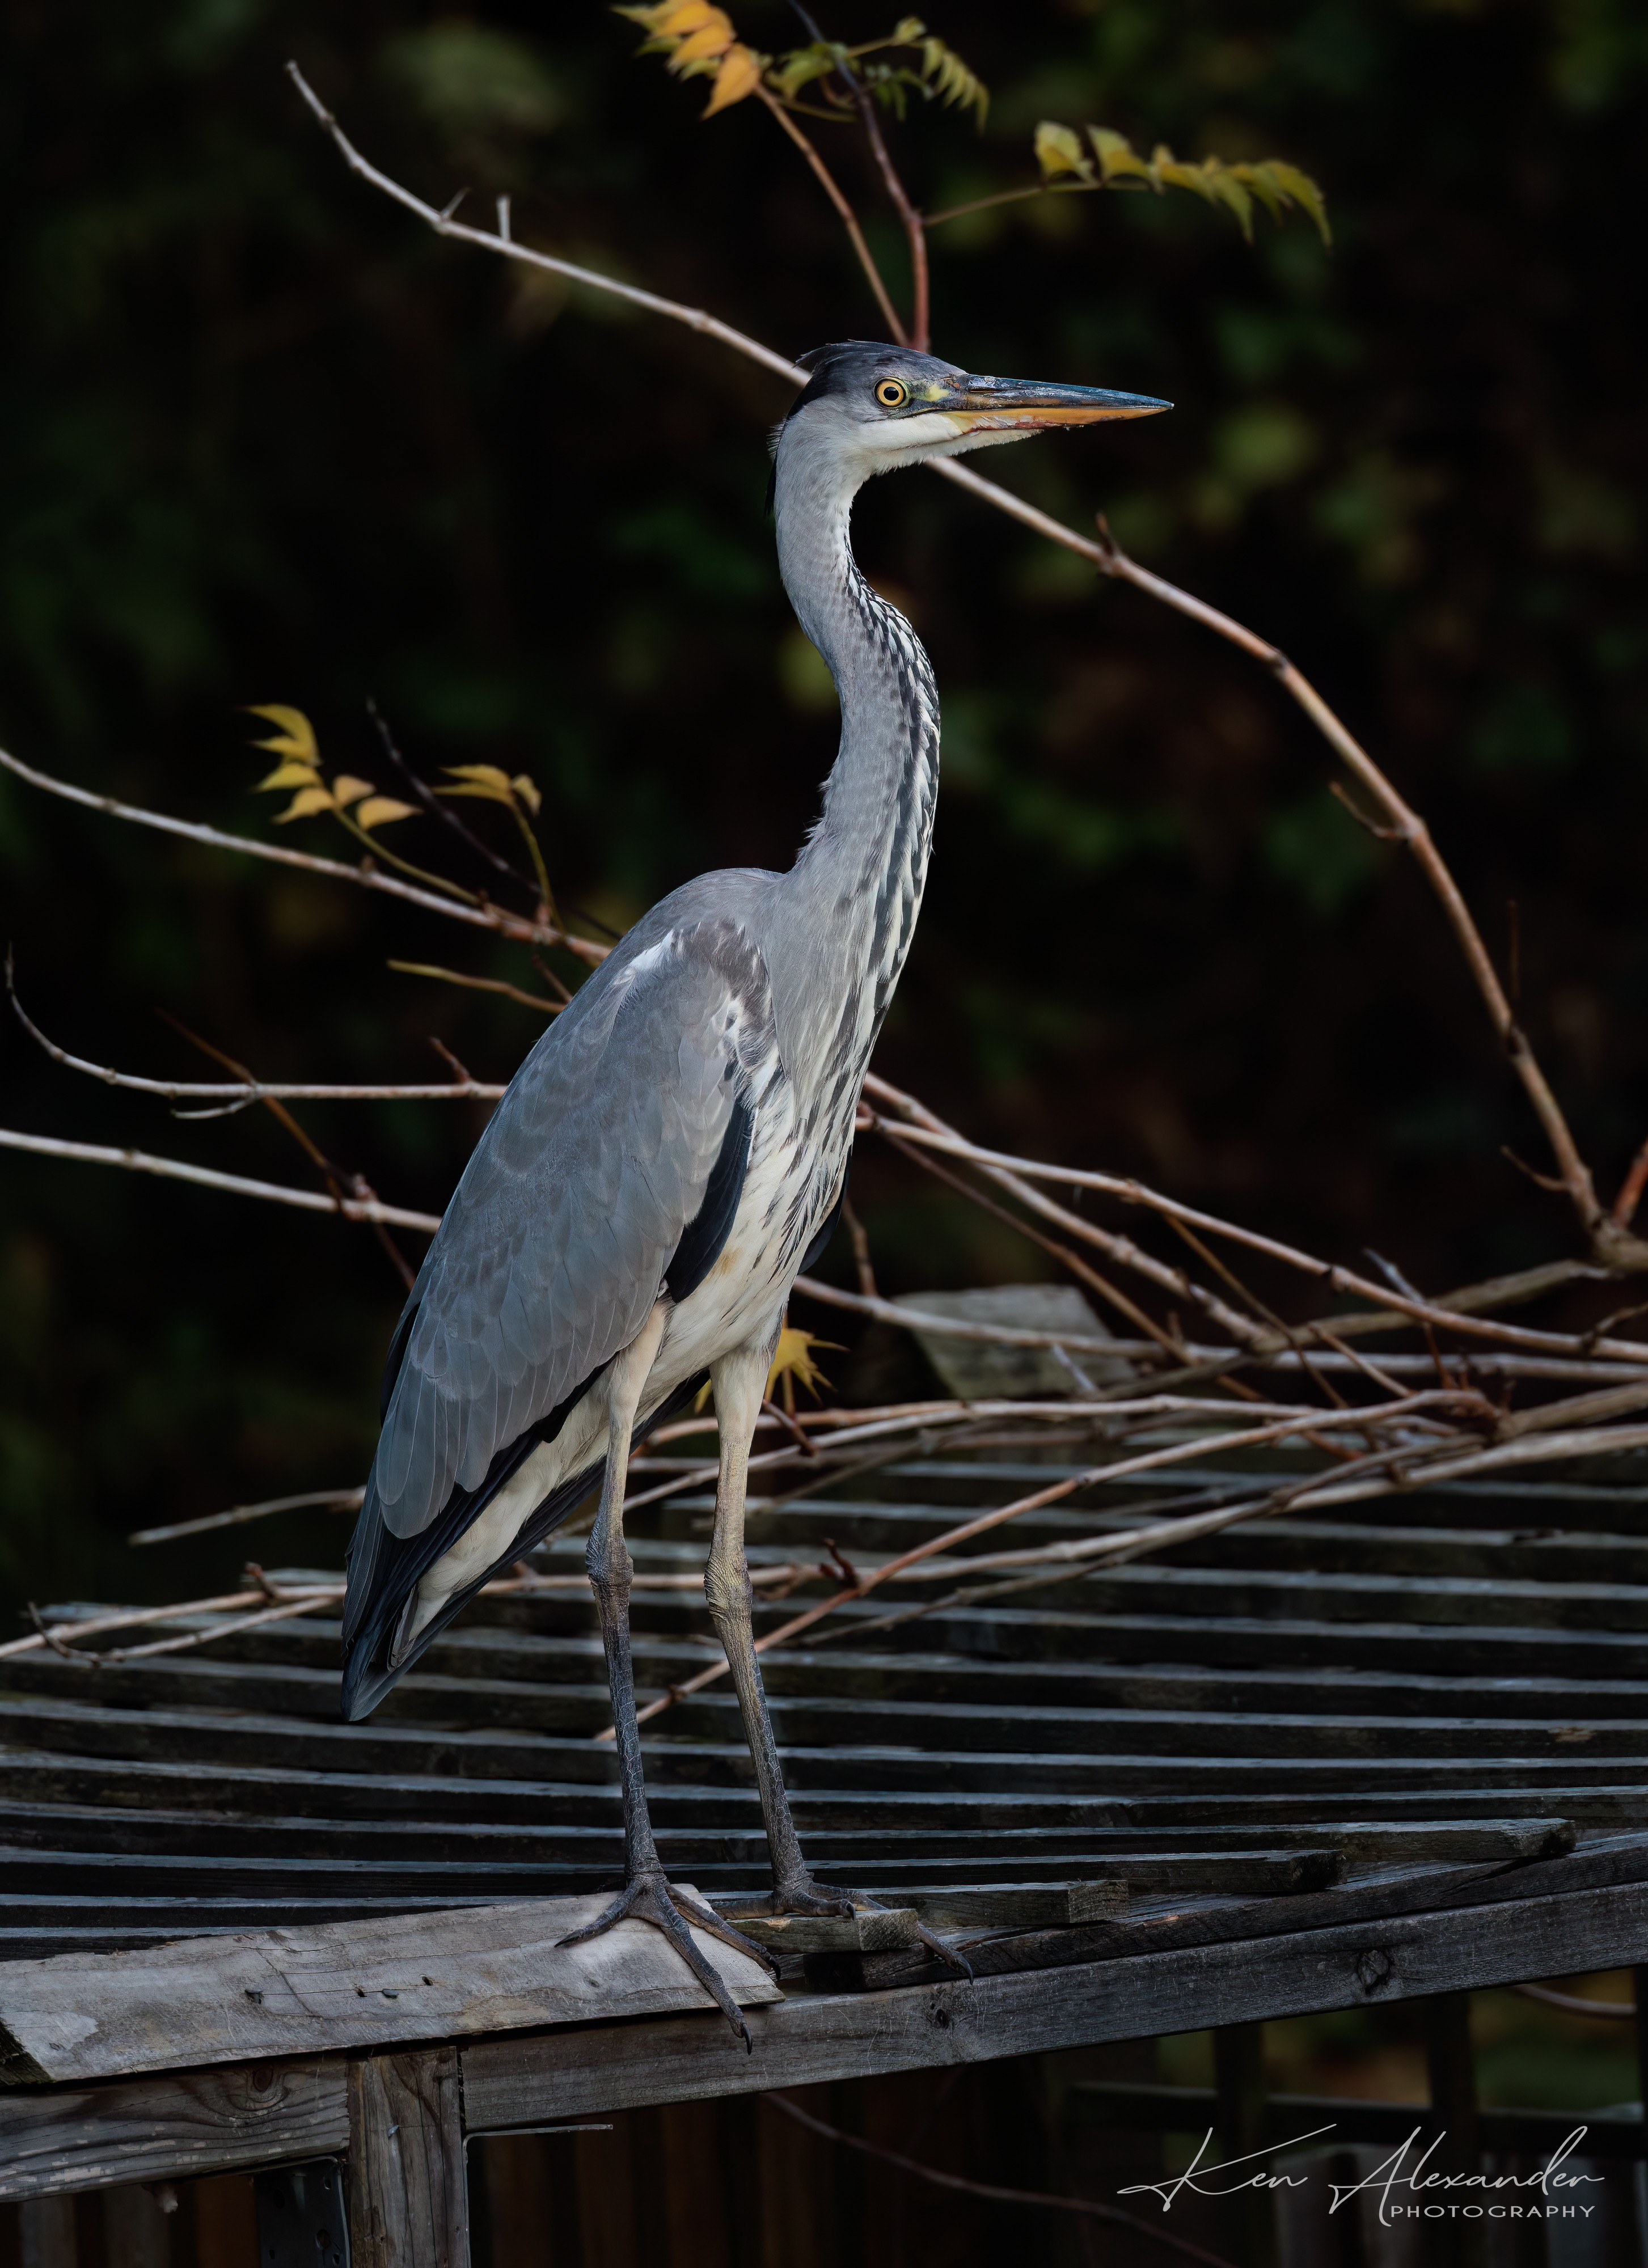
[770,1876,975,1980]
[557,1871,776,2051]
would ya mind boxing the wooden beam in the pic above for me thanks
[7,1875,1648,2201]
[461,1875,1648,2130]
[347,2048,468,2268]
[0,2060,347,2201]
[0,1894,779,2085]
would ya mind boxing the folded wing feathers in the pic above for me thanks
[367,916,769,1542]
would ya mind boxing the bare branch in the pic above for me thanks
[755,89,906,343]
[762,2093,1236,2267]
[283,63,804,385]
[855,1082,1647,1363]
[612,1389,1497,1733]
[9,967,505,1105]
[387,959,561,1013]
[128,1488,365,1547]
[0,1128,442,1233]
[0,739,606,966]
[366,700,534,896]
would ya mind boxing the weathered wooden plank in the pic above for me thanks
[348,2047,468,2268]
[9,1686,1648,1802]
[804,1833,1648,1994]
[459,1873,1648,2131]
[7,1867,1643,2201]
[0,1742,1641,1833]
[0,1894,779,2087]
[704,1907,920,1955]
[0,1800,1579,1868]
[0,2059,348,2200]
[24,1631,1648,1733]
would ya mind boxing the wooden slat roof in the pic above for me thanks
[3,1436,1647,1990]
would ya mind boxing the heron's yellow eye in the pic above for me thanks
[874,379,908,409]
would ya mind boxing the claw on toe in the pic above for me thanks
[557,1872,774,2049]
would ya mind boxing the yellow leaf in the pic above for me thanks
[271,785,336,824]
[253,761,321,794]
[703,42,762,113]
[330,775,375,809]
[1034,120,1092,183]
[649,0,722,31]
[1265,159,1332,245]
[243,705,318,765]
[766,1326,842,1403]
[442,763,517,793]
[670,16,734,67]
[1205,167,1254,240]
[1152,148,1216,201]
[354,796,419,831]
[510,773,543,817]
[1085,126,1142,180]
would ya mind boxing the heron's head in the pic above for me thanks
[777,341,1169,484]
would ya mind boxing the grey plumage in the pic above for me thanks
[339,343,1167,2018]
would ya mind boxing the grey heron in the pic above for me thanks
[341,342,1168,2039]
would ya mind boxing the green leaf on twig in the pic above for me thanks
[1034,122,1331,245]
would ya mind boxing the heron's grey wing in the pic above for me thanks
[371,915,772,1547]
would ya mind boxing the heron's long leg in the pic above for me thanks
[705,1333,970,1975]
[557,1302,775,2047]
[704,1334,845,1912]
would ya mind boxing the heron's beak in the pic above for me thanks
[933,374,1170,435]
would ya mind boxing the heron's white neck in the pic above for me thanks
[770,424,939,1084]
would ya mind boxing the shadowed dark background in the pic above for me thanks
[2,0,1645,1614]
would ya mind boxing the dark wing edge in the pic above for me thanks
[339,1364,709,1722]
[341,1062,759,1721]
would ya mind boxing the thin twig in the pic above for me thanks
[366,700,534,896]
[839,1194,878,1298]
[0,741,605,964]
[879,1123,1179,1360]
[9,964,504,1103]
[806,28,931,350]
[612,1391,1490,1734]
[284,62,802,385]
[128,1489,366,1547]
[854,1087,1648,1364]
[0,1129,442,1233]
[762,2094,1236,2268]
[387,960,561,1013]
[755,89,905,342]
[1513,1983,1634,2020]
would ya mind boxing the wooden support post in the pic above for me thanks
[1633,1966,1648,2268]
[346,2047,468,2268]
[1422,1991,1481,2268]
[18,2195,78,2268]
[1213,2021,1274,2268]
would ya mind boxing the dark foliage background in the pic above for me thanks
[2,0,1645,1612]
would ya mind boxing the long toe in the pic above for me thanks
[557,1874,759,2047]
[670,1890,782,1979]
[555,1886,634,1949]
[769,1878,858,1919]
[636,1882,755,2050]
[915,1921,974,1978]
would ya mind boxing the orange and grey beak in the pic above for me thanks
[936,373,1170,434]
